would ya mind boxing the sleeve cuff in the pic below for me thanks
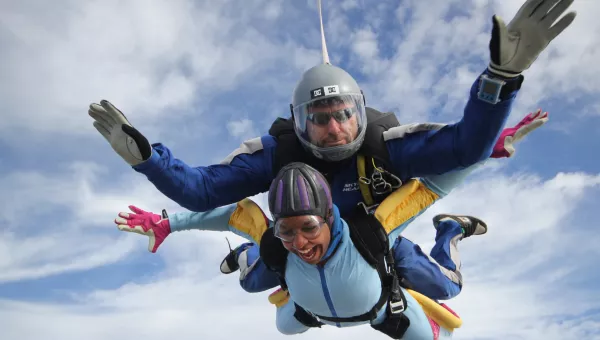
[132,143,164,175]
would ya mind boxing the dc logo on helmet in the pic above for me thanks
[310,85,340,99]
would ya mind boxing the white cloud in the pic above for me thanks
[351,28,379,61]
[0,0,310,139]
[226,118,258,140]
[0,161,187,283]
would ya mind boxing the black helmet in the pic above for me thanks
[268,162,333,224]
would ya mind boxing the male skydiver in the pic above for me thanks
[89,0,574,296]
[115,162,489,339]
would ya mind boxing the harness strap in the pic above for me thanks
[357,154,376,206]
[357,154,403,206]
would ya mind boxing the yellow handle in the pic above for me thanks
[407,289,462,330]
[268,288,290,308]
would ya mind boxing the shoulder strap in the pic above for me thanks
[360,107,400,168]
[268,118,306,176]
[259,227,289,289]
[356,108,403,205]
[344,203,390,267]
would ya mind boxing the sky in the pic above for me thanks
[1,0,600,339]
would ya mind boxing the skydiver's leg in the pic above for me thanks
[392,215,487,300]
[220,242,280,293]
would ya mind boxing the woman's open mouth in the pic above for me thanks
[296,246,318,262]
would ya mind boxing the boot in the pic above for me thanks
[432,214,488,238]
[219,239,253,274]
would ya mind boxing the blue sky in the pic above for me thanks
[1,0,600,339]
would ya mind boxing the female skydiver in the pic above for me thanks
[115,158,504,339]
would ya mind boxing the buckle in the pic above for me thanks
[389,298,405,314]
[357,201,379,215]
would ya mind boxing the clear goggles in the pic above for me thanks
[273,215,326,243]
[292,94,366,142]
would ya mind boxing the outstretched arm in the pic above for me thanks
[384,0,572,180]
[89,100,277,213]
[115,198,271,253]
[377,109,548,241]
[383,70,521,181]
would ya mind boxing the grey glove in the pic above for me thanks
[488,0,577,78]
[88,100,151,166]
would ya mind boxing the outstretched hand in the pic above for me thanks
[492,109,549,158]
[488,0,577,78]
[89,100,152,166]
[115,205,171,253]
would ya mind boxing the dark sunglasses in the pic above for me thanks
[307,107,357,126]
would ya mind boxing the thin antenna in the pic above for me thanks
[317,0,331,65]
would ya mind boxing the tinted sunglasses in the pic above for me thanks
[306,107,358,126]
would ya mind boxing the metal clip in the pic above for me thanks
[357,201,379,215]
[389,298,406,314]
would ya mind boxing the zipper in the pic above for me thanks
[317,264,341,327]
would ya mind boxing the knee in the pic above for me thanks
[276,322,308,335]
[239,278,266,293]
[434,281,462,301]
[276,305,310,335]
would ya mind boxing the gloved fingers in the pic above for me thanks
[532,111,549,123]
[89,103,119,127]
[93,121,111,141]
[90,105,121,129]
[88,110,113,131]
[516,109,546,128]
[117,211,142,220]
[522,0,546,17]
[512,116,548,141]
[101,100,132,126]
[540,0,573,27]
[115,216,144,226]
[128,205,150,216]
[148,239,158,253]
[117,224,150,236]
[116,213,148,226]
[528,108,543,120]
[548,10,576,41]
[117,212,133,220]
[510,110,538,130]
[88,102,106,115]
[531,0,562,21]
[502,136,516,157]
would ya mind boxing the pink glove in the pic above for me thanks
[491,109,549,158]
[114,205,171,253]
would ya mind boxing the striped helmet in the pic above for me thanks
[268,162,333,224]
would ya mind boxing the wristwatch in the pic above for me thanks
[477,73,524,104]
